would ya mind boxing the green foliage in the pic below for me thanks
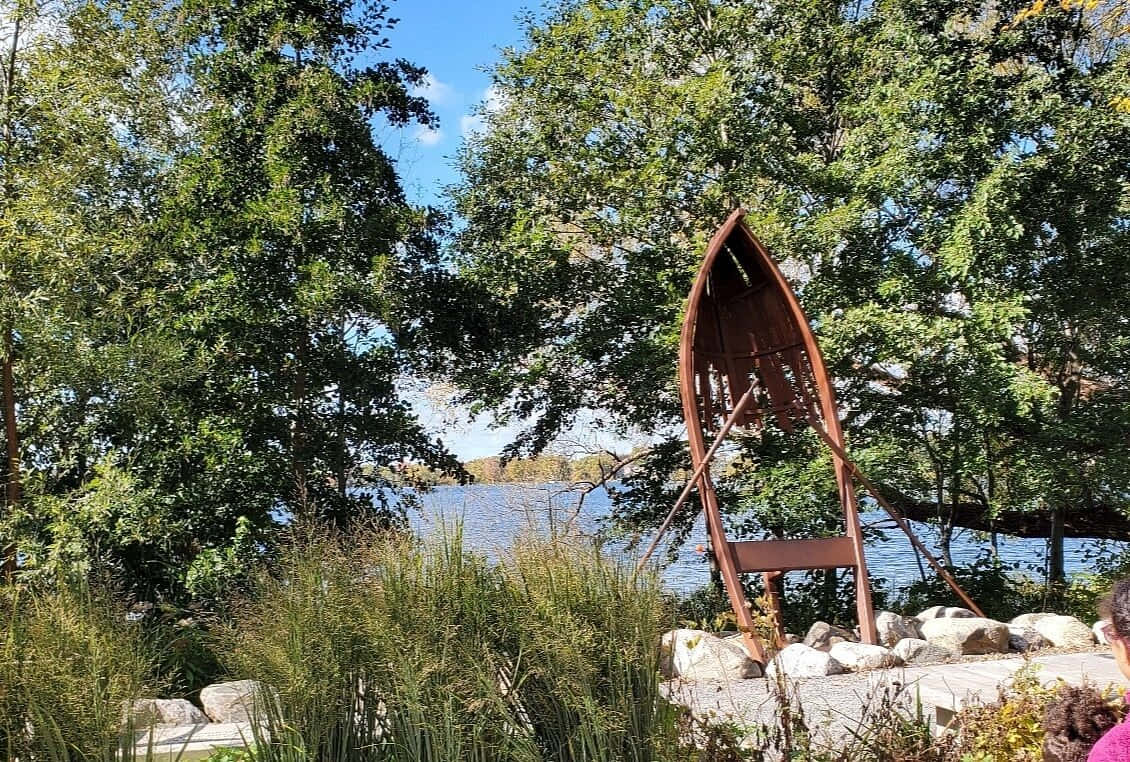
[945,666,1106,762]
[202,751,254,762]
[0,583,159,761]
[897,554,1049,622]
[216,526,686,762]
[0,0,468,602]
[434,0,1130,583]
[896,550,1126,624]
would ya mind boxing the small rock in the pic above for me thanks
[659,629,762,680]
[829,641,901,671]
[200,680,269,723]
[783,633,802,645]
[803,621,857,651]
[919,617,1009,654]
[766,643,845,680]
[875,611,921,646]
[915,605,976,622]
[892,637,956,664]
[1032,615,1095,648]
[1010,612,1057,628]
[1007,625,1051,652]
[127,698,209,727]
[1095,620,1111,645]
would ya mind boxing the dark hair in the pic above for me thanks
[1098,578,1130,639]
[1043,685,1120,762]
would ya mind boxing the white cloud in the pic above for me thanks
[460,114,485,137]
[460,85,508,138]
[410,74,455,105]
[414,125,443,146]
[483,84,506,114]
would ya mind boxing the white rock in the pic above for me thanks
[659,629,762,680]
[829,641,901,671]
[127,698,209,727]
[875,611,921,646]
[915,605,976,622]
[892,637,955,664]
[200,680,269,723]
[1095,620,1111,645]
[919,617,1009,654]
[783,633,802,645]
[1007,625,1051,652]
[803,621,857,651]
[1032,615,1095,648]
[766,643,845,680]
[1010,612,1058,628]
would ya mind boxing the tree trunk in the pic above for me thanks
[1,326,19,575]
[0,11,20,578]
[292,329,309,517]
[336,316,347,500]
[1048,503,1066,584]
[935,463,954,568]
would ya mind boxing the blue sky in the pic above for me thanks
[373,2,652,462]
[380,0,532,207]
[379,1,532,460]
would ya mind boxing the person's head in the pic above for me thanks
[1043,684,1120,762]
[1099,578,1130,680]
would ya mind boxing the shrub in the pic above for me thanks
[0,582,159,761]
[216,526,684,762]
[942,665,1126,762]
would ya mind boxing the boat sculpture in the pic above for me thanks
[644,209,982,665]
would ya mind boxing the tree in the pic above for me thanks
[2,0,468,601]
[114,0,466,592]
[435,0,1130,588]
[0,0,178,574]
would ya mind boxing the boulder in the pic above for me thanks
[127,698,209,727]
[766,643,845,680]
[1007,625,1051,652]
[915,605,976,622]
[1095,620,1111,646]
[892,637,955,665]
[829,641,901,671]
[803,621,857,651]
[200,680,269,723]
[875,611,921,646]
[1010,612,1057,628]
[1032,615,1095,649]
[659,629,762,680]
[919,617,1009,655]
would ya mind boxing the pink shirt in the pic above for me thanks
[1089,694,1130,762]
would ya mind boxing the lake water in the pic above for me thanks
[401,483,1117,596]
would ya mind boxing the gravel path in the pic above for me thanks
[663,646,1124,755]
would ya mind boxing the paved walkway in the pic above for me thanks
[132,722,256,761]
[663,651,1126,748]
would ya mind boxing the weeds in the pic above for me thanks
[0,582,160,761]
[216,526,684,761]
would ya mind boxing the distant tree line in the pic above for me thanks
[375,453,626,486]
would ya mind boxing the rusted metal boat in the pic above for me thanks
[640,209,981,665]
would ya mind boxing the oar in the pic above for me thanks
[635,383,758,573]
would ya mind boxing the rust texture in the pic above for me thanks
[678,209,877,662]
[678,210,984,664]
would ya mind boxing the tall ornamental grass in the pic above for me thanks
[217,527,684,762]
[0,583,158,761]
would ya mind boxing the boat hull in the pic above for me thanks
[678,209,878,662]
